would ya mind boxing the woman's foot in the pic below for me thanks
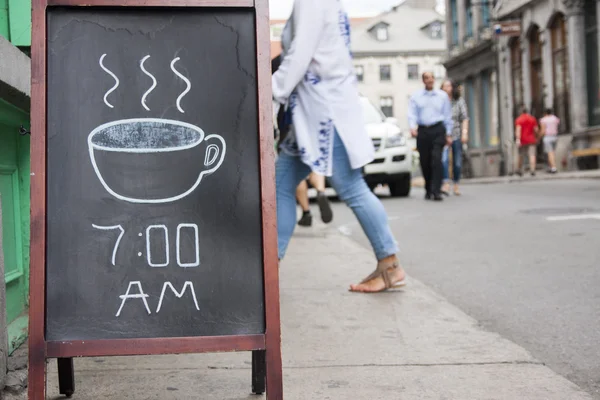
[453,184,461,196]
[297,211,312,227]
[349,256,406,293]
[317,191,333,223]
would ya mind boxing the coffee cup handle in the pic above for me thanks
[203,134,226,173]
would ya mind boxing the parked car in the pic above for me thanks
[360,96,413,197]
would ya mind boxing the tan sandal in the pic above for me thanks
[354,258,406,292]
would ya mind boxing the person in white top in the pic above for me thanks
[539,109,560,173]
[272,0,406,292]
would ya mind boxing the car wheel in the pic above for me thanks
[389,175,411,197]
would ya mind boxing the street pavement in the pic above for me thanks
[331,177,600,399]
[8,180,596,399]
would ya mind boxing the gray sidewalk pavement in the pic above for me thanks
[19,227,593,399]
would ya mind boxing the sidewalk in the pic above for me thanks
[10,228,594,399]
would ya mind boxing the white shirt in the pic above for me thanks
[272,0,374,176]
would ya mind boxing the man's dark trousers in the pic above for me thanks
[417,122,446,197]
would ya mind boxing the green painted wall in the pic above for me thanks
[0,0,31,46]
[8,0,30,46]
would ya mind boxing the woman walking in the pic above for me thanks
[539,108,560,174]
[272,0,405,292]
[440,80,469,196]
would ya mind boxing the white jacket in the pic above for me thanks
[272,0,374,176]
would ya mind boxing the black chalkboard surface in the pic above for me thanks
[46,7,265,341]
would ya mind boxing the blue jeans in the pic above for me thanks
[276,132,399,260]
[442,139,463,183]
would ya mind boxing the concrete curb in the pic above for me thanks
[461,170,600,185]
[411,170,600,188]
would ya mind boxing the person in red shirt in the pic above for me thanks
[515,107,539,176]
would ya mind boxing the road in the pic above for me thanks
[320,179,600,398]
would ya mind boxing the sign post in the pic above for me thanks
[29,0,282,398]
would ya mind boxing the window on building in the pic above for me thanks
[430,22,443,39]
[585,0,600,126]
[489,71,500,146]
[510,38,523,120]
[450,0,458,45]
[481,71,491,146]
[380,96,394,118]
[433,64,445,79]
[407,64,419,80]
[369,22,390,42]
[465,0,473,39]
[529,25,544,118]
[465,78,479,148]
[550,13,571,133]
[355,65,365,82]
[380,64,391,81]
[270,24,284,40]
[377,27,389,41]
[481,0,491,28]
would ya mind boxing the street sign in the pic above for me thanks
[494,20,522,37]
[29,1,282,399]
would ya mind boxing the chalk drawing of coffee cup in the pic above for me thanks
[88,118,226,204]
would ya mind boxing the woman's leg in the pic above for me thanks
[545,138,557,171]
[276,152,311,259]
[296,180,310,212]
[328,132,404,292]
[547,150,556,170]
[441,146,450,193]
[296,180,312,227]
[452,139,462,183]
[442,146,449,181]
[328,132,399,261]
[308,173,326,192]
[308,172,333,223]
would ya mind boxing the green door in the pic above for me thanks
[1,161,26,323]
[0,99,30,352]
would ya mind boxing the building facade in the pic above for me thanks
[495,0,600,171]
[350,0,447,131]
[0,0,31,371]
[443,0,503,177]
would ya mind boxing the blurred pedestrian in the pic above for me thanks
[539,108,560,174]
[515,107,539,176]
[296,172,333,227]
[440,80,469,196]
[272,0,405,292]
[408,72,453,201]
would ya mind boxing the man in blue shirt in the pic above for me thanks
[408,72,453,201]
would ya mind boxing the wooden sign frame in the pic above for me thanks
[28,0,282,399]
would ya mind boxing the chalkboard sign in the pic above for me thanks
[29,1,282,399]
[46,6,265,341]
